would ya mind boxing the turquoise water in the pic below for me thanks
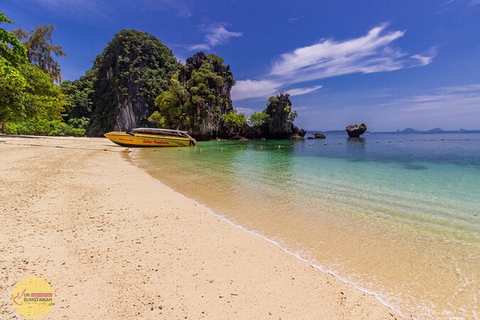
[132,133,480,319]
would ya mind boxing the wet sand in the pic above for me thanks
[0,136,405,319]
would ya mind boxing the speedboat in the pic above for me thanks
[104,128,197,147]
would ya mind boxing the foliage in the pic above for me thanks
[152,72,190,128]
[1,13,69,136]
[151,52,234,139]
[88,29,180,135]
[0,12,27,67]
[264,93,297,138]
[5,120,85,136]
[289,110,298,122]
[20,63,65,121]
[248,111,269,127]
[60,70,96,130]
[221,110,247,127]
[147,111,166,128]
[66,117,90,130]
[0,12,28,127]
[0,58,27,123]
[3,63,67,134]
[12,24,66,83]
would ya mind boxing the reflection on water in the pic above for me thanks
[132,133,480,319]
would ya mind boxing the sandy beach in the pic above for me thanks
[0,136,405,319]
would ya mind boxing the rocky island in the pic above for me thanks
[346,123,367,138]
[61,30,305,141]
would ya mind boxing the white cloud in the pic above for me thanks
[231,81,323,100]
[231,80,282,100]
[188,44,210,51]
[233,24,436,101]
[189,23,242,51]
[288,85,324,97]
[235,107,255,115]
[380,87,480,130]
[411,47,437,66]
[380,84,480,117]
[270,24,429,81]
[206,25,242,46]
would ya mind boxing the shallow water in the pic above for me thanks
[132,133,480,319]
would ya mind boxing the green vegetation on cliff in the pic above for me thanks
[1,13,303,139]
[152,52,234,140]
[264,93,298,139]
[87,29,180,136]
[60,70,96,132]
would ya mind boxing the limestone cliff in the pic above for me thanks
[264,93,304,139]
[178,52,234,140]
[88,29,180,136]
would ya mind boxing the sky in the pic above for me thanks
[2,0,480,131]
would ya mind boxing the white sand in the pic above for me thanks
[0,136,405,319]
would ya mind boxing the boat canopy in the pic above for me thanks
[131,128,191,138]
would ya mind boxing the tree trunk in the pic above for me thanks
[0,121,5,134]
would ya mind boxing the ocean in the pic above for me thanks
[131,132,480,319]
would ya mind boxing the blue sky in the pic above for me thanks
[2,0,480,131]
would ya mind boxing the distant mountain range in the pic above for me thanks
[309,128,480,134]
[395,128,480,134]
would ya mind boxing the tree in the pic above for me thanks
[5,63,66,134]
[0,12,27,67]
[13,24,66,83]
[0,12,28,132]
[248,111,269,127]
[150,52,235,140]
[222,110,247,128]
[60,69,96,131]
[153,72,190,129]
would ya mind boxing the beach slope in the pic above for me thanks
[0,136,404,319]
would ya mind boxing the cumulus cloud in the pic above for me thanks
[231,80,282,101]
[232,24,436,101]
[189,23,242,51]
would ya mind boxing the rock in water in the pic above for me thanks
[314,133,326,139]
[346,123,367,138]
[290,134,304,140]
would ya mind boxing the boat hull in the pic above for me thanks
[104,132,196,147]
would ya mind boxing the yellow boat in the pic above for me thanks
[104,128,197,147]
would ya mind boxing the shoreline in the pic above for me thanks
[131,159,403,318]
[1,136,405,319]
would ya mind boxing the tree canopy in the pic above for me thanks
[1,12,28,129]
[13,24,66,83]
[152,52,235,140]
[1,12,69,135]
